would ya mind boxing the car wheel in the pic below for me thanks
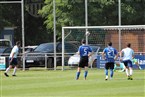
[47,58,54,68]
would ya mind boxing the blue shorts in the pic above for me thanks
[9,58,18,66]
[123,60,133,68]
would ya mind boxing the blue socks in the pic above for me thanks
[76,71,88,80]
[110,69,114,78]
[76,72,80,80]
[105,69,108,76]
[84,71,88,78]
[105,69,113,79]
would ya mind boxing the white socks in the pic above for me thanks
[5,67,10,73]
[125,69,129,76]
[126,68,133,76]
[13,67,17,75]
[129,68,133,76]
[5,67,17,75]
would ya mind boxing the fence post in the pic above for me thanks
[45,54,47,69]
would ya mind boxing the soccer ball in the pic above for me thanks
[85,31,90,36]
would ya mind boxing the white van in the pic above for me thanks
[0,39,12,47]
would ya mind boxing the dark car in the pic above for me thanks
[24,42,78,68]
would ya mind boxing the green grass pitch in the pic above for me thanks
[0,69,145,97]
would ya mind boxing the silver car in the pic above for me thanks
[68,45,100,68]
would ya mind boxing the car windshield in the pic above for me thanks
[0,41,11,47]
[3,48,12,53]
[34,43,54,52]
[34,42,78,53]
[57,43,78,53]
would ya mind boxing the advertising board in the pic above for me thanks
[97,55,145,69]
[0,57,6,70]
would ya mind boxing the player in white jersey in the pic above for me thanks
[120,43,134,80]
[4,41,21,77]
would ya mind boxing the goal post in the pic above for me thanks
[0,0,25,71]
[62,25,145,70]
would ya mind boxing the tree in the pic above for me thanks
[1,0,144,44]
[39,0,118,40]
[0,1,50,45]
[121,0,145,25]
[0,3,21,41]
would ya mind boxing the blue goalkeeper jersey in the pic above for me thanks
[78,44,92,57]
[103,46,118,62]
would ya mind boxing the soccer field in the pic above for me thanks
[0,69,145,97]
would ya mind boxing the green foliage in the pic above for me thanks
[38,0,143,40]
[39,0,86,40]
[0,0,145,43]
[121,0,145,25]
[0,3,22,41]
[0,4,21,29]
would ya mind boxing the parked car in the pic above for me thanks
[0,39,12,47]
[0,47,22,68]
[0,47,12,68]
[68,45,100,68]
[0,39,13,67]
[24,45,38,53]
[24,42,78,68]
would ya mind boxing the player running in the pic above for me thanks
[120,43,134,80]
[102,42,118,80]
[4,41,21,77]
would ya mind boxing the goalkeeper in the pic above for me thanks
[114,58,142,72]
[132,58,142,70]
[114,62,125,72]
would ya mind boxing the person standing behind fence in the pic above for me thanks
[4,41,21,77]
[120,43,134,80]
[76,39,92,80]
[102,42,118,80]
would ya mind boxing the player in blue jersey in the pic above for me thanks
[76,39,92,80]
[102,42,118,80]
[120,43,134,80]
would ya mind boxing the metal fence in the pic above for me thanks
[63,27,145,52]
[1,52,145,71]
[0,53,75,70]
